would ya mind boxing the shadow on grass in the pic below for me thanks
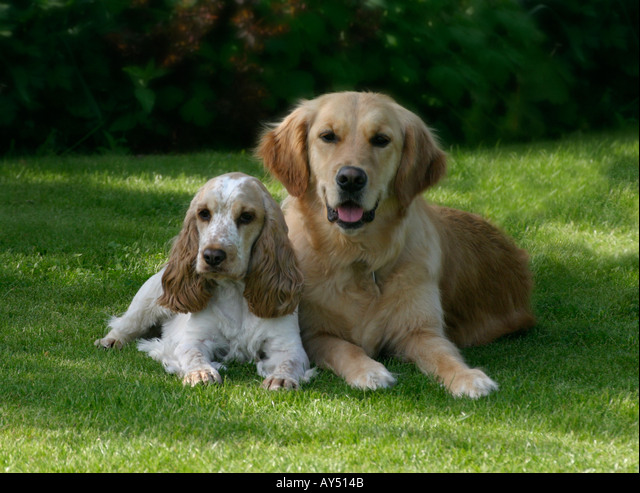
[0,153,268,256]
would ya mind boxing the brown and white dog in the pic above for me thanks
[95,173,313,389]
[257,91,534,397]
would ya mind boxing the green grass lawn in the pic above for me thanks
[0,128,637,473]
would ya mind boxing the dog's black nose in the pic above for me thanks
[203,248,226,267]
[336,166,367,193]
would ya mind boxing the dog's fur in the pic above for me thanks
[95,173,312,389]
[257,92,534,397]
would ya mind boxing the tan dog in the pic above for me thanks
[257,92,534,398]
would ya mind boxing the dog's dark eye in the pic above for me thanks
[237,211,255,225]
[320,130,338,143]
[198,209,211,221]
[370,133,391,148]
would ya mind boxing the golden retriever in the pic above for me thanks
[257,92,534,398]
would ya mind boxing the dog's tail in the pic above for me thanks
[137,338,182,375]
[302,367,317,382]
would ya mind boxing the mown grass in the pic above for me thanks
[0,129,637,473]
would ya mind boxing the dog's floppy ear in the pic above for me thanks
[394,109,447,211]
[157,200,212,314]
[244,184,304,318]
[256,103,311,197]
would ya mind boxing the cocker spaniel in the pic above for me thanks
[95,172,313,389]
[257,92,535,397]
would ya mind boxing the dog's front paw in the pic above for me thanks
[94,337,125,349]
[261,375,299,390]
[182,368,222,387]
[347,361,396,390]
[447,368,498,398]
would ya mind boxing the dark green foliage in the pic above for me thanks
[522,0,639,130]
[0,0,637,154]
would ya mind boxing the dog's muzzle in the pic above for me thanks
[327,166,377,230]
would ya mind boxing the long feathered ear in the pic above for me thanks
[243,185,304,318]
[394,109,447,211]
[256,103,311,197]
[157,203,212,314]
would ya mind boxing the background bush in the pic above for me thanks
[1,0,637,154]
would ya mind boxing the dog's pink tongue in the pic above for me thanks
[337,204,364,223]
